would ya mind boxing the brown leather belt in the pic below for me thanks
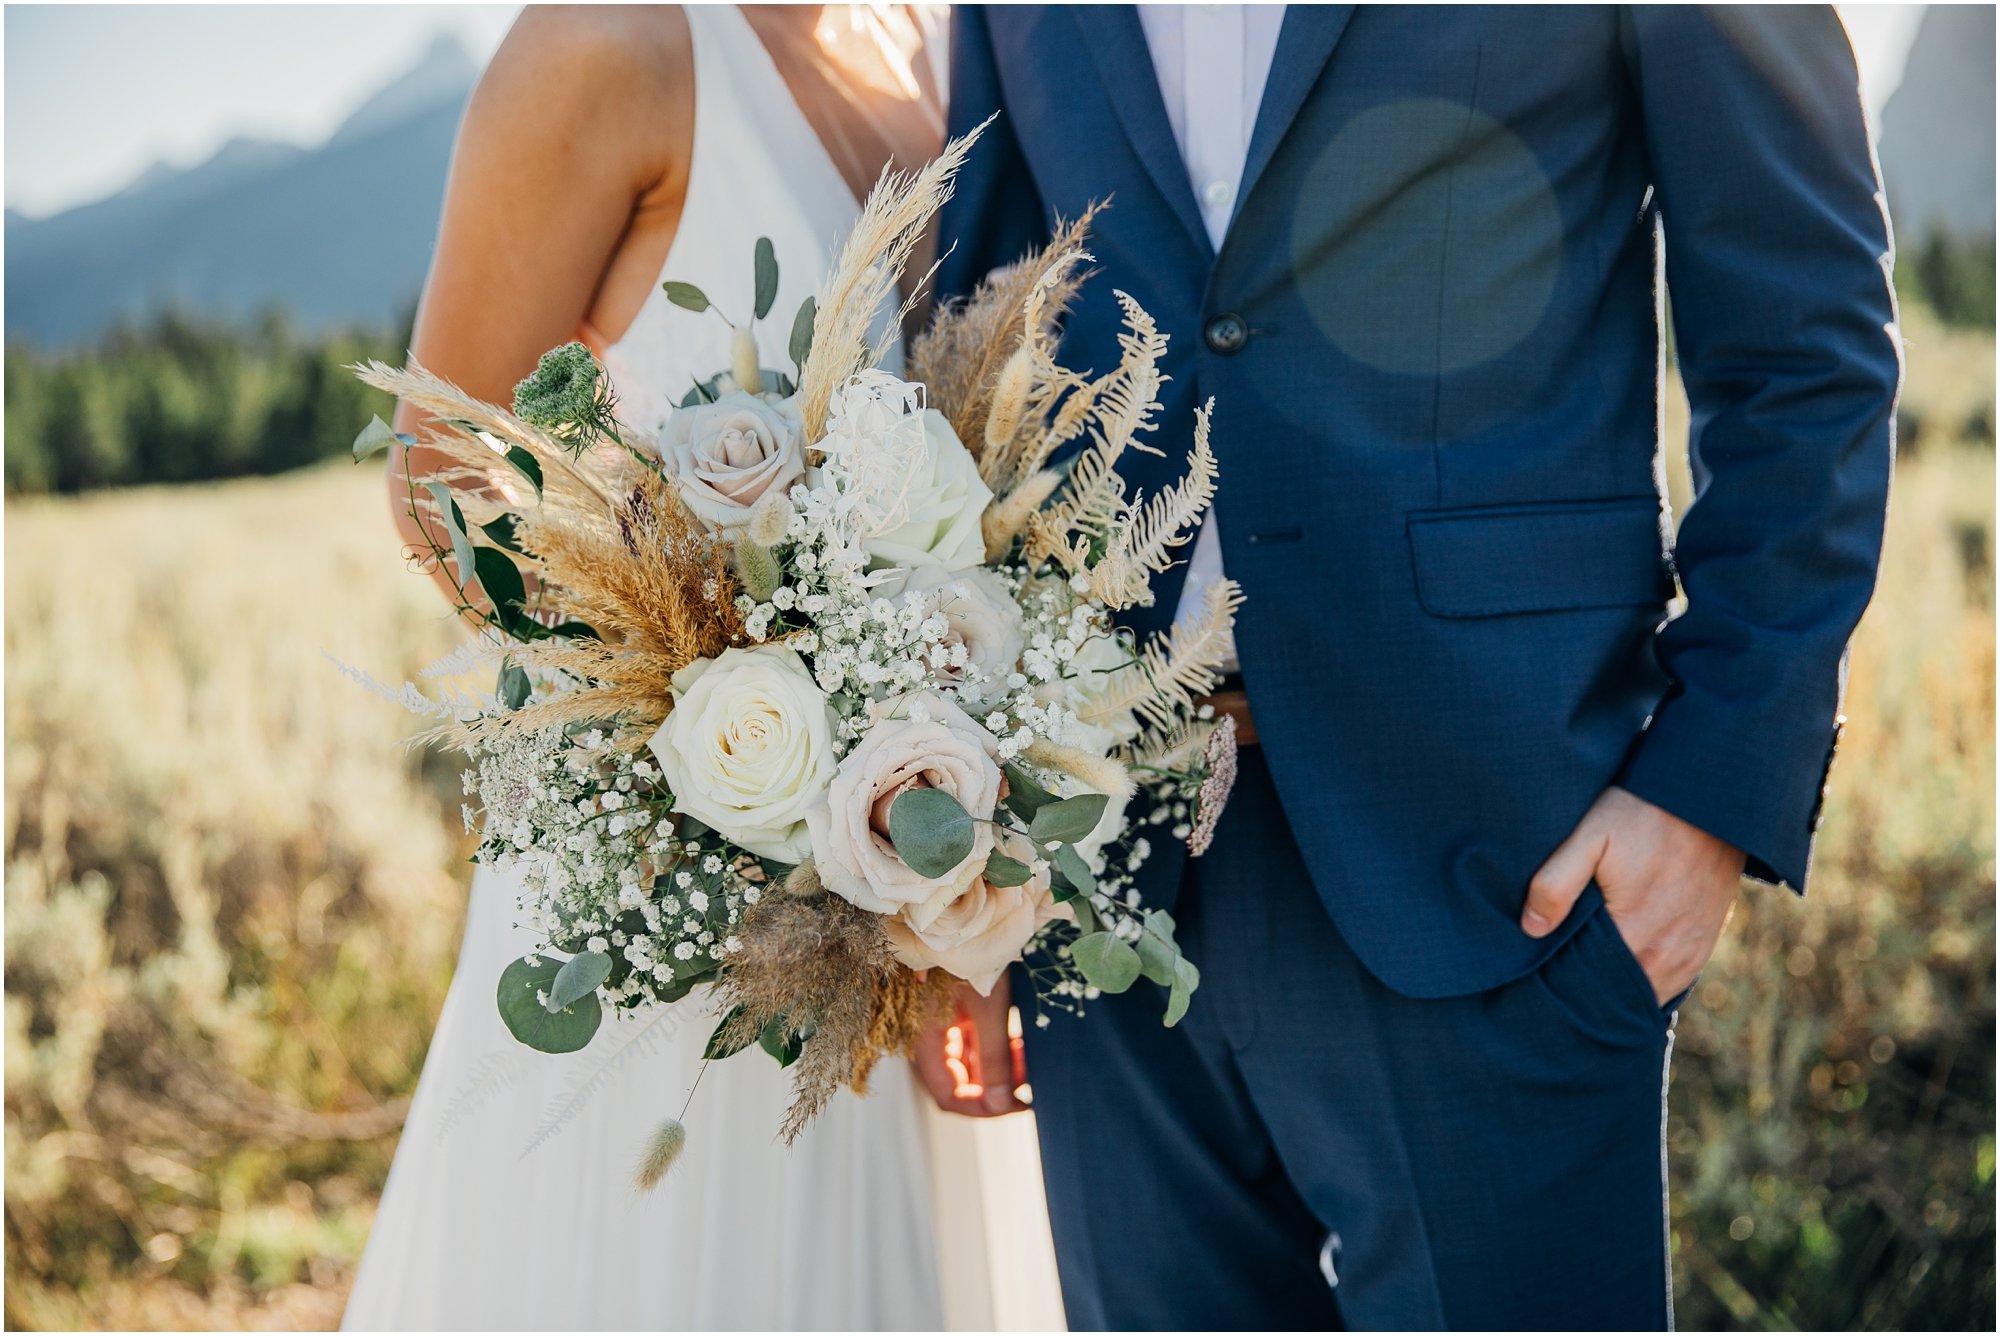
[1197,688,1258,747]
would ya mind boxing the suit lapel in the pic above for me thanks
[1233,4,1356,226]
[1071,6,1212,259]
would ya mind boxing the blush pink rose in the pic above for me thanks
[804,694,1004,915]
[881,829,1070,994]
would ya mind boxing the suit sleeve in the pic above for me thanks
[1613,4,1900,891]
[935,5,1049,305]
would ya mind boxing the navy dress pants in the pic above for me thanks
[1022,747,1681,1330]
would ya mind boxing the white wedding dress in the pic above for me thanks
[343,8,1061,1330]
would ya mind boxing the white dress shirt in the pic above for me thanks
[1138,3,1285,668]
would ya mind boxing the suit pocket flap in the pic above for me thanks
[1407,497,1674,618]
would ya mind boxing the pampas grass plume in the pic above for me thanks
[636,1117,687,1191]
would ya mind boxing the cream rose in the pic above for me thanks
[805,694,1004,914]
[648,645,834,861]
[902,565,1027,706]
[659,392,806,532]
[882,830,1069,995]
[864,409,993,572]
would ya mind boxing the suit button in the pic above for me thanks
[1204,313,1249,355]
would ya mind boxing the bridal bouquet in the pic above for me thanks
[350,129,1239,1166]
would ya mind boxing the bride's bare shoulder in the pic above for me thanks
[470,6,693,172]
[501,5,691,86]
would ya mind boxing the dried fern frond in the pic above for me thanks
[912,202,1101,467]
[1087,400,1219,608]
[1121,719,1205,775]
[1022,292,1172,578]
[1083,578,1244,734]
[799,118,989,438]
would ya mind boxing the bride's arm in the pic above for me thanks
[387,5,691,614]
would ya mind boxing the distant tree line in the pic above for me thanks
[1897,226,1997,331]
[3,235,1992,497]
[4,310,408,495]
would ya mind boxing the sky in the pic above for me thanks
[4,4,521,217]
[3,2,1931,220]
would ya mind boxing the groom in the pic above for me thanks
[922,4,1899,1330]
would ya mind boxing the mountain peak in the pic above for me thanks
[5,27,479,346]
[330,31,478,147]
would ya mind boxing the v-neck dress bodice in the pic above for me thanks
[601,5,890,437]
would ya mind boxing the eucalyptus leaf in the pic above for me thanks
[1030,793,1110,845]
[502,446,543,497]
[473,546,531,637]
[549,950,612,1010]
[759,1015,804,1067]
[984,849,1034,888]
[1071,931,1142,993]
[1069,898,1100,934]
[497,661,531,710]
[752,237,779,321]
[352,415,399,462]
[704,1005,755,1060]
[663,281,710,312]
[653,971,700,1006]
[480,514,523,553]
[1001,762,1059,823]
[1134,911,1178,987]
[888,787,977,878]
[1166,956,1201,1027]
[421,480,477,594]
[496,955,601,1054]
[789,296,816,369]
[1050,843,1095,899]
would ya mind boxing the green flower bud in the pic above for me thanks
[512,342,620,453]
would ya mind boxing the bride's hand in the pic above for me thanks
[915,977,1028,1117]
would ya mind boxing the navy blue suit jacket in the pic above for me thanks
[939,4,1899,997]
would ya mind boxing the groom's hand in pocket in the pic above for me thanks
[915,976,1028,1117]
[1522,786,1746,1003]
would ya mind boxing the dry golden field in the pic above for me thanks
[4,310,1994,1329]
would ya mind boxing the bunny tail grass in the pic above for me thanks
[635,1117,687,1191]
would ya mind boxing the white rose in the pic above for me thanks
[805,693,1004,914]
[902,565,1027,706]
[648,645,834,861]
[659,392,806,532]
[882,829,1070,995]
[864,409,993,572]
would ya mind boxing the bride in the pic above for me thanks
[342,6,1058,1329]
